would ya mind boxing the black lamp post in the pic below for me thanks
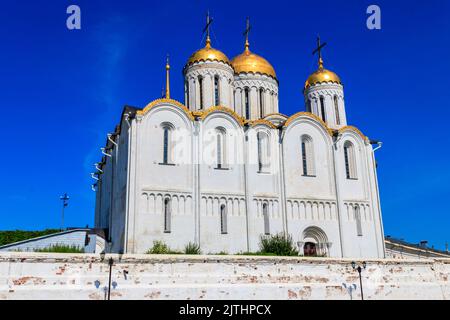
[107,257,114,300]
[351,261,366,300]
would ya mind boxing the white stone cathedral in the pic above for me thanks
[94,18,386,258]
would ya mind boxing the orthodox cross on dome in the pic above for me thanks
[243,17,251,50]
[312,35,327,69]
[165,54,170,99]
[202,11,214,46]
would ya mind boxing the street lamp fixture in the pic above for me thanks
[351,261,366,300]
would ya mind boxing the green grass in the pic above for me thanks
[33,244,84,253]
[184,242,201,254]
[0,229,60,246]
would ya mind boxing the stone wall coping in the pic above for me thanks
[1,252,449,265]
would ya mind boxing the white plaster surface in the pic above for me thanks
[0,253,448,300]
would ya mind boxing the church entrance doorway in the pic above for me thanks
[303,242,317,256]
[299,226,330,257]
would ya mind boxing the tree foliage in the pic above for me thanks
[0,229,60,246]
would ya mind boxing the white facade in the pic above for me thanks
[93,37,385,259]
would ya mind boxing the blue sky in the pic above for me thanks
[0,0,449,250]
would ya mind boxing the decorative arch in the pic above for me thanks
[137,98,194,121]
[284,112,333,136]
[199,106,246,126]
[338,126,369,143]
[300,226,330,257]
[248,119,277,129]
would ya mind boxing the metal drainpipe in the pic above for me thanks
[332,133,345,258]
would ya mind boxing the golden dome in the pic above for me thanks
[305,58,341,89]
[186,37,230,66]
[231,41,276,79]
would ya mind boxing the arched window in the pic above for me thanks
[259,88,264,118]
[185,80,190,108]
[344,141,358,179]
[214,75,220,106]
[161,124,174,165]
[220,204,227,234]
[355,205,363,236]
[263,203,270,235]
[244,88,250,119]
[164,198,171,232]
[307,99,312,113]
[215,128,226,169]
[320,96,326,122]
[334,95,340,125]
[198,76,204,109]
[301,135,315,176]
[257,132,270,173]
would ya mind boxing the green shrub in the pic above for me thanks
[184,242,201,254]
[34,244,84,253]
[259,233,299,256]
[146,240,182,254]
[0,229,60,246]
[146,240,171,254]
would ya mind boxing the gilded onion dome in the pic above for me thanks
[231,40,277,79]
[186,37,230,67]
[305,57,341,89]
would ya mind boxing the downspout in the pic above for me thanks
[332,132,345,258]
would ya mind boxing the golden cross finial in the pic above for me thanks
[312,35,327,69]
[165,54,170,99]
[243,17,251,51]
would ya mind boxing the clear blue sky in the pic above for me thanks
[0,1,449,250]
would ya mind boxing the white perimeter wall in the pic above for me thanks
[0,253,448,300]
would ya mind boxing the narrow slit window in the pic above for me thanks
[301,135,315,176]
[245,88,250,119]
[344,141,357,179]
[162,125,173,164]
[199,76,204,109]
[220,204,227,234]
[320,96,326,122]
[355,206,363,236]
[259,88,264,118]
[334,95,340,125]
[164,198,171,232]
[214,76,220,106]
[215,128,226,169]
[263,203,270,235]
